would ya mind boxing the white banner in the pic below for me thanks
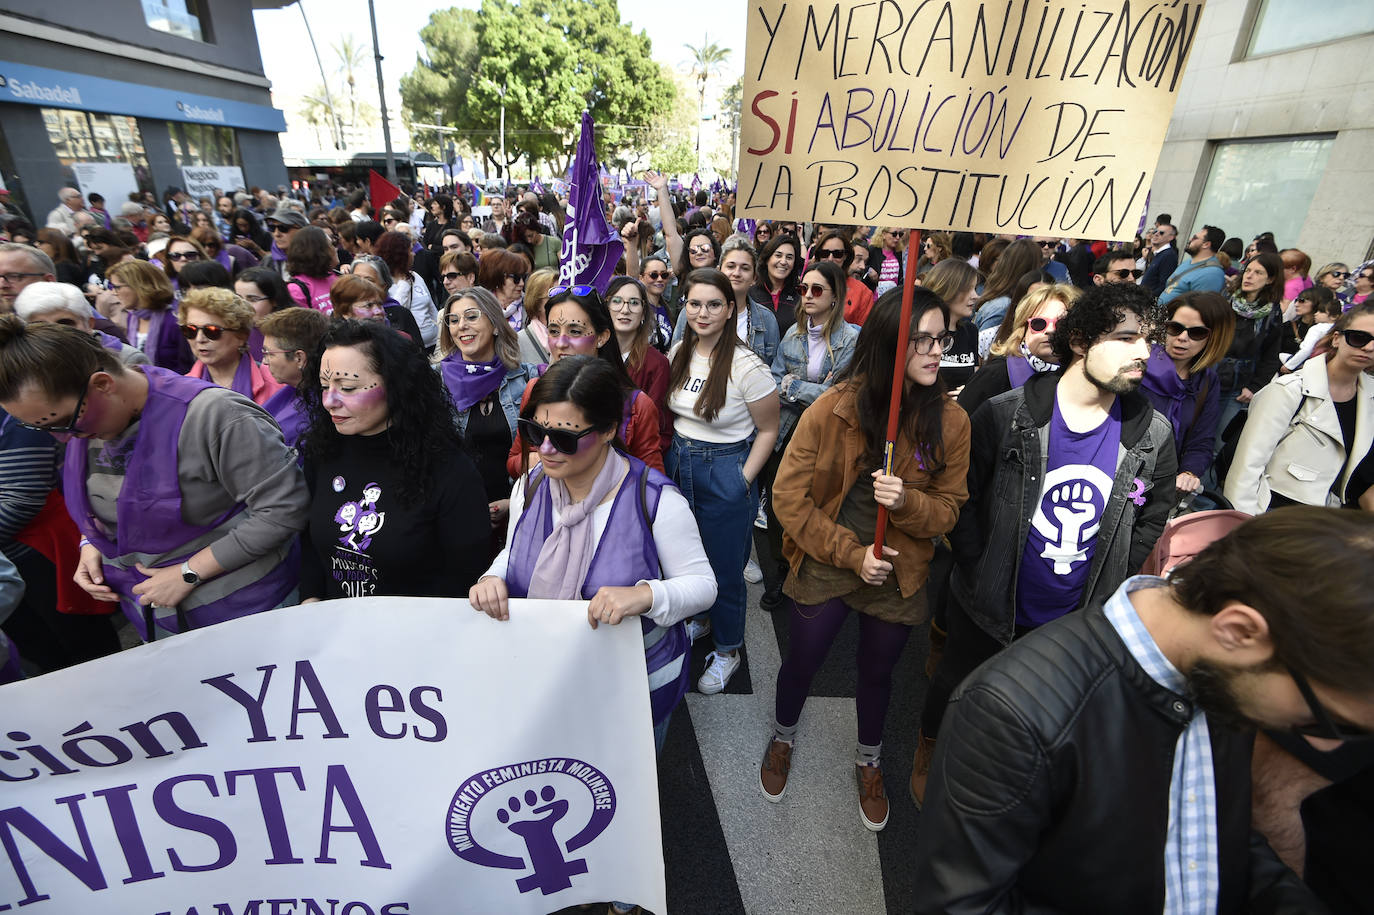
[70,162,138,210]
[180,165,245,201]
[0,598,666,915]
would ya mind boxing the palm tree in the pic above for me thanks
[684,35,731,163]
[333,34,369,128]
[299,86,339,149]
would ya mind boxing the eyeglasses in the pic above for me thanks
[1340,328,1374,349]
[817,248,847,260]
[1328,271,1351,280]
[683,299,728,314]
[166,251,202,262]
[518,418,598,455]
[441,271,463,282]
[505,273,529,284]
[642,271,670,281]
[800,283,831,299]
[1287,664,1374,742]
[1027,316,1059,333]
[14,377,90,436]
[0,272,45,284]
[910,332,955,354]
[1037,240,1057,249]
[382,217,397,226]
[443,311,483,326]
[267,224,289,233]
[240,293,270,304]
[180,323,227,341]
[549,284,595,298]
[688,245,715,257]
[1165,321,1211,341]
[260,347,302,359]
[608,295,643,311]
[1107,268,1143,280]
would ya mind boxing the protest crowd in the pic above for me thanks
[2,167,1374,915]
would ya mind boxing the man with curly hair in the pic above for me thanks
[911,281,1177,804]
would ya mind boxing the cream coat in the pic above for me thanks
[1224,355,1374,514]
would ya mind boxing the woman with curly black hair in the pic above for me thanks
[298,320,490,600]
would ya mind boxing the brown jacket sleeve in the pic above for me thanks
[772,399,869,575]
[889,400,970,539]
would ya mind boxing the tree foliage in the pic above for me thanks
[400,0,676,176]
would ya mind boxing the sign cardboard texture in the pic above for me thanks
[738,0,1205,239]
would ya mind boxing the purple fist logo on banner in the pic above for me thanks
[559,110,623,293]
[446,757,617,896]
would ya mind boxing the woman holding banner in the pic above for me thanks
[760,289,969,831]
[0,318,308,641]
[667,268,779,695]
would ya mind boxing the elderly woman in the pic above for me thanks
[106,259,194,373]
[439,250,477,300]
[476,248,529,330]
[329,274,421,343]
[0,318,307,641]
[437,286,540,542]
[179,288,283,406]
[15,282,148,366]
[256,305,329,450]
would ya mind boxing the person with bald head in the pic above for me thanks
[46,188,85,237]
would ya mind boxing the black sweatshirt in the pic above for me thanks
[301,431,490,599]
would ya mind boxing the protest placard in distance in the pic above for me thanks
[738,0,1205,240]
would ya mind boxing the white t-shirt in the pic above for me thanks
[667,342,776,443]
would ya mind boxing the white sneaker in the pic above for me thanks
[697,650,740,694]
[744,559,763,583]
[685,617,712,644]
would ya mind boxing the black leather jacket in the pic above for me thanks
[912,599,1326,914]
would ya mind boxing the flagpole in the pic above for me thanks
[873,229,923,559]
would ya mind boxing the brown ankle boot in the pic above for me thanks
[925,620,947,679]
[909,731,937,809]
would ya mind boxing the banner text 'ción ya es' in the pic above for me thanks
[738,0,1204,240]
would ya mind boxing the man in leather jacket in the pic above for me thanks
[912,507,1373,914]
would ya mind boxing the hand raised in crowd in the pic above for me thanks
[620,221,638,241]
[860,544,898,586]
[73,543,119,602]
[470,576,510,621]
[586,584,654,630]
[642,170,667,192]
[871,469,907,511]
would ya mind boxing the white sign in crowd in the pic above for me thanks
[0,599,667,915]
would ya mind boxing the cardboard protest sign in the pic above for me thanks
[738,0,1205,239]
[0,598,666,914]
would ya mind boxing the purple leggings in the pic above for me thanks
[774,597,913,747]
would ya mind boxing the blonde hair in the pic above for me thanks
[990,284,1081,356]
[523,268,559,323]
[438,286,520,369]
[178,287,255,333]
[108,260,174,312]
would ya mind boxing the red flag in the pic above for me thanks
[368,169,403,213]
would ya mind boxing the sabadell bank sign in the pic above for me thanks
[0,74,82,106]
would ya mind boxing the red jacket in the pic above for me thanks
[505,377,665,478]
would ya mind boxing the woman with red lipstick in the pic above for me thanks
[298,320,490,600]
[667,268,780,695]
[178,288,283,406]
[0,318,307,641]
[1225,303,1374,513]
[760,288,969,831]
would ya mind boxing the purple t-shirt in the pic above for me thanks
[1016,397,1122,628]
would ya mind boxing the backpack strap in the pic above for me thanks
[289,278,312,306]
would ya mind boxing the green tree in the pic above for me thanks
[298,85,340,150]
[650,140,697,176]
[401,0,676,177]
[683,35,731,161]
[332,34,375,128]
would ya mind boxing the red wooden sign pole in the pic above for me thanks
[873,229,924,558]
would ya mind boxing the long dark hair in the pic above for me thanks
[299,320,461,506]
[606,276,651,372]
[676,228,720,280]
[522,355,628,446]
[758,233,801,295]
[668,268,740,423]
[837,288,951,473]
[544,286,636,390]
[976,238,1043,309]
[1244,252,1286,309]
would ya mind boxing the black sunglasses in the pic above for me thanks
[441,271,462,282]
[180,323,226,341]
[642,271,670,281]
[505,272,529,284]
[518,418,599,455]
[1165,321,1211,341]
[1288,664,1374,742]
[1108,268,1143,280]
[15,377,89,436]
[1027,316,1059,333]
[1341,328,1374,349]
[166,250,202,262]
[817,248,847,260]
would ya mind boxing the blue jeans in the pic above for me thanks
[666,434,755,653]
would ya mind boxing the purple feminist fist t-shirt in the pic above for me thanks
[1016,397,1122,628]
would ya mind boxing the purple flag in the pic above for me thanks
[1135,190,1153,238]
[560,110,625,293]
[735,217,756,239]
[531,176,546,195]
[691,173,702,192]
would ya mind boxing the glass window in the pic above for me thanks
[142,0,207,42]
[167,122,239,168]
[41,108,154,200]
[1247,0,1374,57]
[1194,137,1334,248]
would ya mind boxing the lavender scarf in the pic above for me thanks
[527,449,628,600]
[439,354,505,411]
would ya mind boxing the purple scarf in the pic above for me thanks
[439,354,506,411]
[528,450,628,600]
[269,240,287,263]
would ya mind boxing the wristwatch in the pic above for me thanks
[181,561,201,586]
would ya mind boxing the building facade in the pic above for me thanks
[0,0,289,222]
[1152,0,1374,270]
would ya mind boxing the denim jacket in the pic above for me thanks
[771,320,860,448]
[672,298,780,366]
[452,362,540,438]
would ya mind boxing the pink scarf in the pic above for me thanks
[527,449,628,600]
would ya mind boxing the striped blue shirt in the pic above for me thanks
[1103,575,1219,915]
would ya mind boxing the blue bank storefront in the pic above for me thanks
[0,59,287,222]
